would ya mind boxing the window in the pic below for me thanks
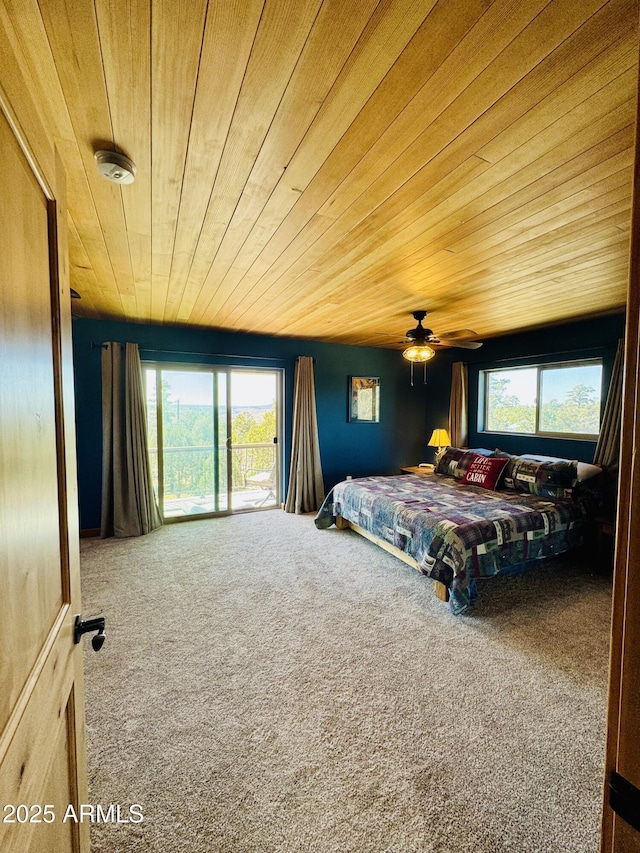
[482,359,603,439]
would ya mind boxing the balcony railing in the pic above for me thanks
[148,442,277,516]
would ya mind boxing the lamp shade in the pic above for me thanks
[427,428,451,449]
[402,344,435,363]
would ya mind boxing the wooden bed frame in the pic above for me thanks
[335,514,450,602]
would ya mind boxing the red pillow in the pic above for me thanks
[461,454,509,491]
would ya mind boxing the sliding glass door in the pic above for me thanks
[144,365,280,520]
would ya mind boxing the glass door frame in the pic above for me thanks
[143,361,283,522]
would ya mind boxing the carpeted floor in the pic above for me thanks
[79,509,612,852]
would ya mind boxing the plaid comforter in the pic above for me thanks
[315,473,584,614]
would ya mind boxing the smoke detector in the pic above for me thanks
[94,150,136,185]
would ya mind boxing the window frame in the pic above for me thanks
[143,361,283,521]
[480,357,604,441]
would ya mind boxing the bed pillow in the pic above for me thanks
[433,446,466,478]
[519,453,602,482]
[434,446,492,479]
[576,462,604,482]
[505,456,578,498]
[491,449,518,483]
[460,454,510,491]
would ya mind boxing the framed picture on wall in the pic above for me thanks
[349,376,380,423]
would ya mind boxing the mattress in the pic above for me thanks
[315,473,585,613]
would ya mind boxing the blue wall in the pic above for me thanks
[422,314,626,461]
[72,318,430,530]
[72,313,625,529]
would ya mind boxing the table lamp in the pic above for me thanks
[428,428,451,455]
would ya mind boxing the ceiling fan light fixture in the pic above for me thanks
[95,150,136,184]
[402,344,435,362]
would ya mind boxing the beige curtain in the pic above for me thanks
[593,338,624,470]
[101,342,162,538]
[285,356,325,514]
[448,362,468,447]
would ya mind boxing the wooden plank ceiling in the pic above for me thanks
[2,0,638,347]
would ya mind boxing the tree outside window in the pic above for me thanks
[483,360,603,438]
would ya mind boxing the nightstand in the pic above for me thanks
[594,515,616,572]
[401,465,434,475]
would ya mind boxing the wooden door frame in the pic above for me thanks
[600,16,640,851]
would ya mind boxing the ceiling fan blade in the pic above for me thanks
[377,314,483,350]
[437,338,483,349]
[438,328,479,339]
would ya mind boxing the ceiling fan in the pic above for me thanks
[381,310,483,361]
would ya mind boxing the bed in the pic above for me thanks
[315,447,603,614]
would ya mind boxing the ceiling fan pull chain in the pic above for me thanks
[408,361,428,385]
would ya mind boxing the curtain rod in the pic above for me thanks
[91,343,295,363]
[475,344,614,366]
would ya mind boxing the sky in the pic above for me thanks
[146,369,277,407]
[492,363,603,405]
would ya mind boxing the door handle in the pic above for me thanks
[74,614,106,652]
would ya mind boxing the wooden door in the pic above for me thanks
[600,22,640,853]
[0,102,89,852]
